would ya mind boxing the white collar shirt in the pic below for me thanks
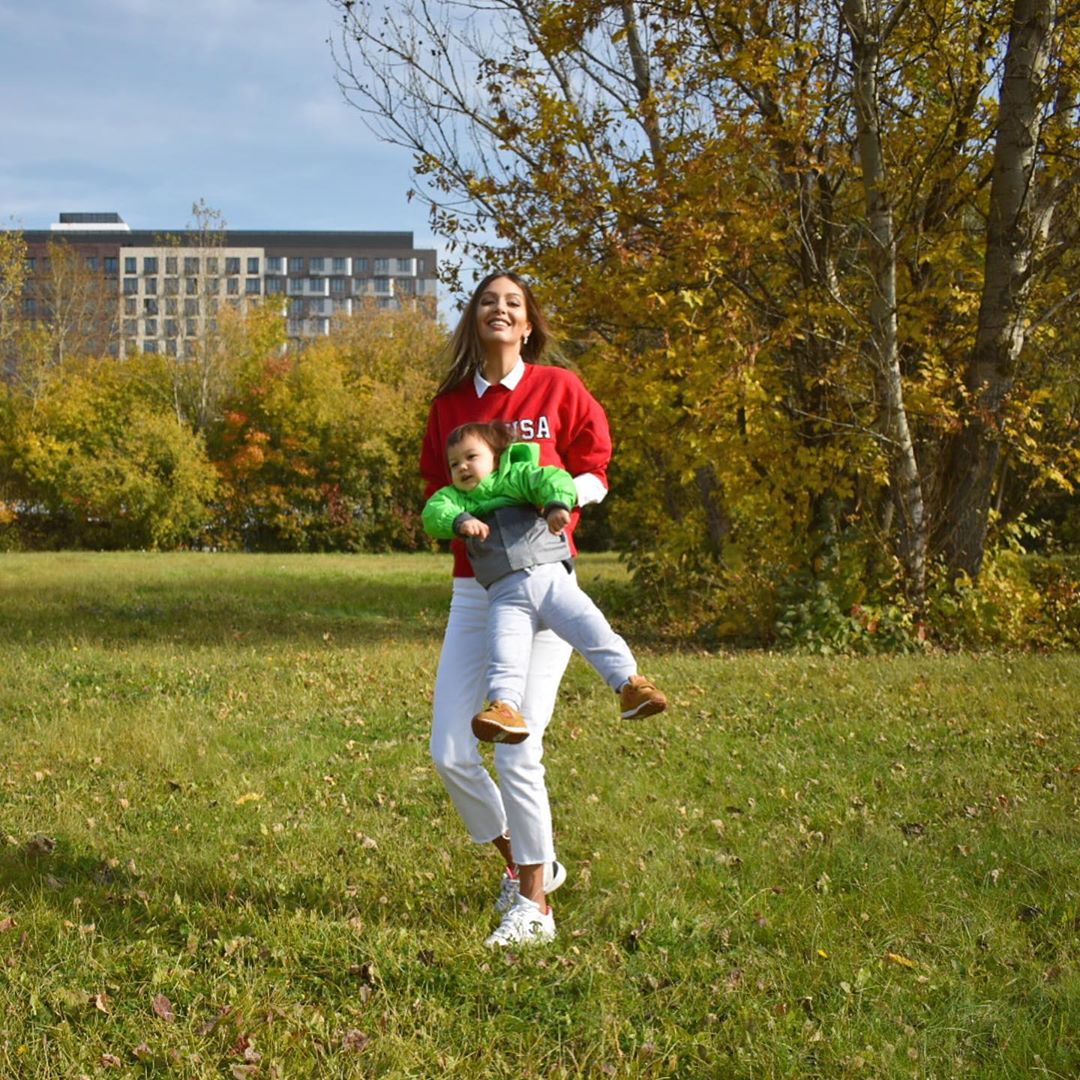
[474,358,526,398]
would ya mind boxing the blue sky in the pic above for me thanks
[0,0,437,250]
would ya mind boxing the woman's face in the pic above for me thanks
[474,276,532,354]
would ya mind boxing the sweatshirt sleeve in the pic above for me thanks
[419,399,450,500]
[556,372,612,497]
[422,485,469,539]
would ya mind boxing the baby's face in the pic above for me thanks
[448,433,496,492]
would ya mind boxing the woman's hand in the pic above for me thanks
[545,508,571,535]
[457,518,490,540]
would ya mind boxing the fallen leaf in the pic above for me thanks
[196,1005,233,1036]
[133,1043,152,1061]
[25,835,56,856]
[90,992,111,1015]
[816,949,829,958]
[885,952,917,968]
[624,918,651,952]
[0,917,15,932]
[152,993,175,1021]
[100,1053,122,1068]
[234,792,262,806]
[341,1030,369,1053]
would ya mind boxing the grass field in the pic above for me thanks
[0,552,1077,1078]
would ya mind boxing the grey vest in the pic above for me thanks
[463,504,573,587]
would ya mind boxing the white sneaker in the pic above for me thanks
[495,860,567,914]
[485,895,556,947]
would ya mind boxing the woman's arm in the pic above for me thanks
[556,373,612,507]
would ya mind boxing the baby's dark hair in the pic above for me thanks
[446,421,517,464]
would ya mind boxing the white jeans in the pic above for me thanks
[430,576,572,866]
[487,563,637,708]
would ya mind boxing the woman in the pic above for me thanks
[420,271,612,946]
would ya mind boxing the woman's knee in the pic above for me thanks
[429,731,480,779]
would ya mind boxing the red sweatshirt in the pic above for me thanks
[420,363,612,577]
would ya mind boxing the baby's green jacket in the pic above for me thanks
[422,442,578,540]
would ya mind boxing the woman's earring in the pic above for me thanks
[523,334,530,345]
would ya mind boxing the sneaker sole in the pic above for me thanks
[621,699,667,720]
[545,859,567,894]
[472,716,530,743]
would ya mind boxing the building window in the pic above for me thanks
[185,278,198,295]
[330,277,346,294]
[22,297,36,316]
[125,257,137,273]
[164,278,179,295]
[245,278,261,295]
[25,257,36,272]
[143,299,159,315]
[123,278,138,294]
[166,340,178,356]
[396,277,416,296]
[124,319,138,335]
[332,257,348,273]
[373,277,391,293]
[265,277,284,295]
[374,257,389,273]
[354,257,368,271]
[144,319,157,335]
[225,257,241,275]
[85,255,99,271]
[144,340,158,353]
[186,318,198,335]
[145,278,158,295]
[124,298,137,315]
[288,257,304,272]
[143,257,158,274]
[104,256,118,273]
[165,319,178,337]
[206,257,219,274]
[226,278,239,295]
[165,298,178,315]
[184,256,200,274]
[208,277,220,293]
[307,278,325,294]
[266,256,283,273]
[310,257,325,273]
[165,256,178,274]
[396,258,413,273]
[247,257,260,274]
[184,299,199,316]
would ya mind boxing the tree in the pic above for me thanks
[10,352,218,549]
[0,224,26,369]
[331,0,1079,631]
[938,0,1076,576]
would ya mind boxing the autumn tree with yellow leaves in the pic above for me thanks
[332,0,1078,642]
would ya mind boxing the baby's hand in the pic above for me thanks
[546,508,571,535]
[458,519,490,540]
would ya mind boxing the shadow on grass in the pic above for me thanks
[0,575,453,649]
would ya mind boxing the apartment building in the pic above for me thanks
[20,212,438,358]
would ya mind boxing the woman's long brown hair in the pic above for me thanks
[435,271,552,397]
